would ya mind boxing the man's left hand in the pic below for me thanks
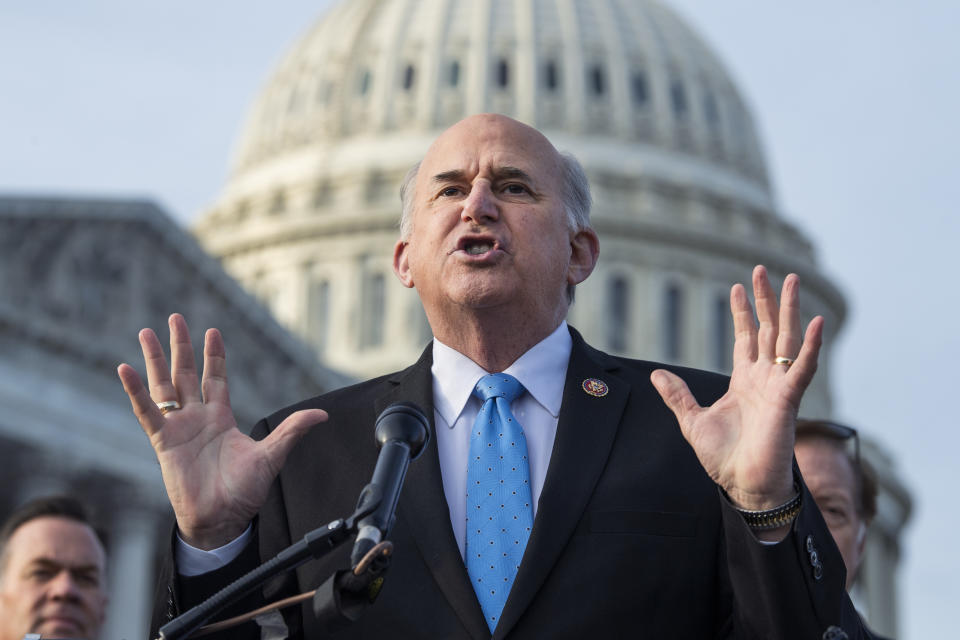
[651,265,823,538]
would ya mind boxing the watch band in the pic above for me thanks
[734,487,802,530]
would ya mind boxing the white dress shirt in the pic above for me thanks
[177,322,572,575]
[432,321,571,559]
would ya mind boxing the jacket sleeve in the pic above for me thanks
[721,475,876,640]
[148,523,264,640]
[148,417,301,640]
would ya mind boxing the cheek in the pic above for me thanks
[832,524,859,560]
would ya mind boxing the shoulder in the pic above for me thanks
[266,371,398,422]
[252,346,433,437]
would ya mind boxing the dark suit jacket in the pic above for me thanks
[154,329,873,639]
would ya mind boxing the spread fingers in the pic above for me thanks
[117,363,165,437]
[169,313,203,404]
[139,328,179,405]
[752,265,779,360]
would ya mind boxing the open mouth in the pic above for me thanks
[464,241,494,255]
[456,236,499,257]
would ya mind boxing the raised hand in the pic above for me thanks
[117,313,327,549]
[651,266,823,523]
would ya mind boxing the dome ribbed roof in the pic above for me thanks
[229,0,770,192]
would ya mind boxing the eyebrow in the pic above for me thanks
[25,558,101,576]
[430,166,536,185]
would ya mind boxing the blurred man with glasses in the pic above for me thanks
[795,420,892,639]
[794,419,877,591]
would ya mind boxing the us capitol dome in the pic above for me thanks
[195,0,845,410]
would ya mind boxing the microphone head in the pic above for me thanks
[374,402,429,458]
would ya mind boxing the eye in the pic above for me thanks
[503,183,529,195]
[75,571,100,587]
[438,186,463,198]
[28,568,54,581]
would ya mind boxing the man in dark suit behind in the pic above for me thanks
[120,114,874,638]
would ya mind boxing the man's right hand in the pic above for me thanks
[117,313,327,550]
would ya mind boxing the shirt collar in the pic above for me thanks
[431,321,572,428]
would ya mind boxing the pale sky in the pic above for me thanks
[2,2,957,637]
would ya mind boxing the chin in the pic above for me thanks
[40,621,86,638]
[445,279,514,308]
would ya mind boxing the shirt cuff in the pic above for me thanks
[175,523,253,577]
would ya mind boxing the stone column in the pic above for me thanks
[101,504,162,640]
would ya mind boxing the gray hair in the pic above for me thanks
[399,161,422,240]
[398,152,592,239]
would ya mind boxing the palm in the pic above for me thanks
[118,314,326,548]
[651,266,822,510]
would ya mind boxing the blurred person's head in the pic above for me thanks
[0,496,107,640]
[795,420,878,589]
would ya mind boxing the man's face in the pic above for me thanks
[0,517,107,640]
[393,114,597,332]
[795,438,865,589]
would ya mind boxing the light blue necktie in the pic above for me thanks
[466,373,534,632]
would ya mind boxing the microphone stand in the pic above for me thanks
[156,488,383,640]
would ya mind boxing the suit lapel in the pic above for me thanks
[494,330,629,639]
[375,346,491,640]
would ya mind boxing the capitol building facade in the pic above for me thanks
[0,0,910,637]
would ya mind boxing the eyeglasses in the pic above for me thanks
[795,419,861,468]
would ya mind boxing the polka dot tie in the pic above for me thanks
[466,373,533,632]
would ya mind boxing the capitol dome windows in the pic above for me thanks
[308,278,330,356]
[365,171,391,203]
[438,55,465,125]
[662,282,685,362]
[631,71,649,106]
[358,69,372,96]
[496,58,510,89]
[312,181,331,209]
[359,267,385,349]
[544,60,559,91]
[269,190,286,215]
[607,274,630,353]
[712,293,731,371]
[490,51,516,112]
[670,75,694,150]
[540,56,564,126]
[448,60,460,87]
[670,77,688,118]
[586,61,611,131]
[703,88,719,129]
[702,86,725,158]
[402,64,416,91]
[589,64,606,96]
[630,68,654,140]
[233,200,250,221]
[314,78,333,105]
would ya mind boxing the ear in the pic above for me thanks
[567,227,600,286]
[393,239,415,288]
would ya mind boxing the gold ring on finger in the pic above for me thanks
[774,356,795,367]
[156,400,182,415]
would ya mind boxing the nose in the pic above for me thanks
[47,570,82,601]
[461,181,499,225]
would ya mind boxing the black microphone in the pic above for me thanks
[350,402,429,567]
